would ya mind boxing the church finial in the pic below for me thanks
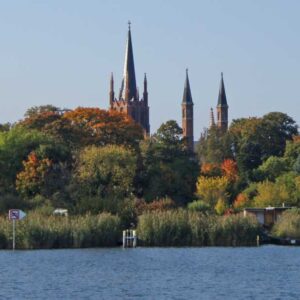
[128,21,131,30]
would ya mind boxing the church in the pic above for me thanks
[109,24,229,150]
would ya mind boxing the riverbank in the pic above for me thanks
[0,210,262,249]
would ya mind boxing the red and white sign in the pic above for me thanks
[8,209,26,220]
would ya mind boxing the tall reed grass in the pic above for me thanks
[272,208,300,239]
[137,209,261,247]
[0,212,121,249]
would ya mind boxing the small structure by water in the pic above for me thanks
[244,206,291,228]
[123,230,137,248]
[53,208,68,217]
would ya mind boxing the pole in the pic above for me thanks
[12,219,16,250]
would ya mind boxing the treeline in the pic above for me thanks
[0,105,198,226]
[0,106,299,224]
[196,112,300,213]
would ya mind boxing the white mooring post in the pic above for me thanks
[123,230,126,248]
[123,229,137,248]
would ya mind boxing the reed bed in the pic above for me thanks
[0,212,121,249]
[272,208,300,239]
[137,209,261,247]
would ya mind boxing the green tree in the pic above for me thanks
[197,126,233,164]
[141,120,199,204]
[73,145,137,213]
[196,176,229,212]
[0,127,51,191]
[254,156,287,181]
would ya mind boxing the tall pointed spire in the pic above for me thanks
[143,73,148,105]
[109,72,114,106]
[121,21,137,101]
[216,72,229,131]
[182,69,193,103]
[182,68,194,152]
[209,107,215,128]
[217,72,227,106]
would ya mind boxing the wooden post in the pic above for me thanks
[256,235,260,247]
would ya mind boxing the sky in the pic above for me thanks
[0,0,300,137]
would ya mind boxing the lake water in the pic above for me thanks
[0,246,299,299]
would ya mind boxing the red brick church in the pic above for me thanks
[109,24,229,150]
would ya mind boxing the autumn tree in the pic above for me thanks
[0,127,52,191]
[73,145,137,213]
[196,176,229,214]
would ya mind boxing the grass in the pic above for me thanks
[0,212,121,249]
[272,208,300,239]
[137,209,261,247]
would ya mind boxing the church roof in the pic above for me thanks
[217,72,228,106]
[120,22,137,101]
[182,69,193,104]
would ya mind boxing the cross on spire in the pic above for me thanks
[128,21,131,30]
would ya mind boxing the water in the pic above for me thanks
[0,246,299,299]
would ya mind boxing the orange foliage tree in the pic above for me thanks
[16,152,52,198]
[63,107,144,149]
[221,159,238,182]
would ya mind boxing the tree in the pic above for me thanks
[230,113,298,181]
[221,159,238,182]
[20,106,144,150]
[16,152,52,198]
[253,180,289,207]
[24,105,61,118]
[73,145,137,213]
[141,120,199,204]
[196,176,229,212]
[254,156,287,181]
[197,126,233,164]
[63,107,143,149]
[0,127,52,191]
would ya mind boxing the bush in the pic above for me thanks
[272,208,300,239]
[187,200,210,214]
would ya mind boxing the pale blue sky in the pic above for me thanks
[0,0,300,137]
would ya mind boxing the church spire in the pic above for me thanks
[121,21,137,101]
[217,72,228,106]
[109,72,114,106]
[216,72,229,131]
[143,73,148,105]
[182,69,193,103]
[181,68,194,152]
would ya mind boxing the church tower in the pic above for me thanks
[109,23,150,134]
[182,69,194,152]
[216,72,229,131]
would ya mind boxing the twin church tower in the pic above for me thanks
[109,24,228,151]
